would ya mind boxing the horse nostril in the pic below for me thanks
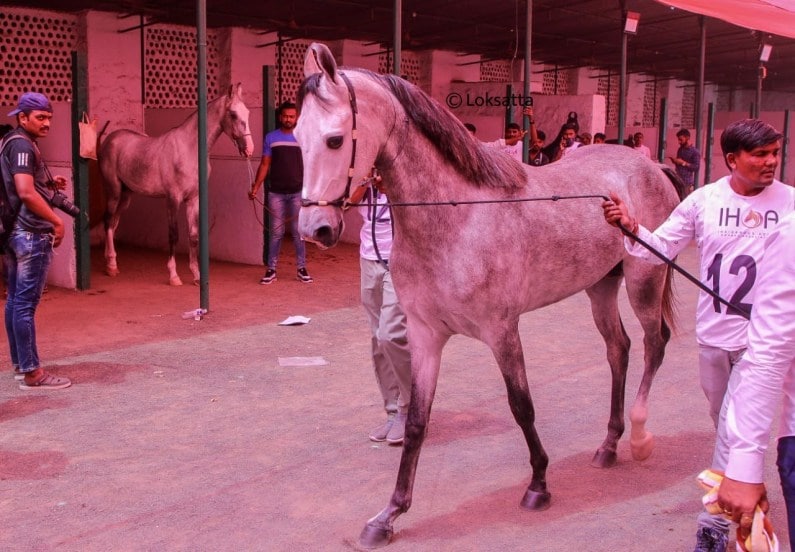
[315,225,334,245]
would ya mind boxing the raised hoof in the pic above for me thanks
[520,488,551,511]
[631,431,655,461]
[169,276,184,286]
[359,522,393,549]
[591,448,618,468]
[106,267,119,277]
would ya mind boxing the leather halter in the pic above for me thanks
[301,72,358,209]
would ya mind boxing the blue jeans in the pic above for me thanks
[778,436,795,547]
[4,230,53,373]
[267,191,305,270]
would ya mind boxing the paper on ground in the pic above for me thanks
[278,356,328,367]
[278,315,311,326]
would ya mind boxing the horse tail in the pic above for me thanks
[660,263,678,338]
[658,164,688,200]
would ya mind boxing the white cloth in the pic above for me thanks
[358,190,393,261]
[635,144,652,159]
[625,176,795,349]
[485,138,523,163]
[724,211,795,483]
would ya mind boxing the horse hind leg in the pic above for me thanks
[166,198,183,286]
[585,267,632,468]
[624,261,672,462]
[185,196,200,285]
[487,321,551,510]
[359,329,448,549]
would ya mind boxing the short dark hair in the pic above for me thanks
[676,128,690,138]
[594,132,606,141]
[506,122,521,132]
[720,119,783,164]
[278,101,297,114]
[536,130,546,141]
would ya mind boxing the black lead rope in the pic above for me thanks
[352,192,750,320]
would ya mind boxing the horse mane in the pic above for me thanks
[298,69,527,190]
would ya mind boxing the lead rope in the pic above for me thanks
[361,192,749,320]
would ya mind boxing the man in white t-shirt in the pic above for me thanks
[485,123,526,163]
[603,119,795,552]
[349,170,411,446]
[634,132,652,159]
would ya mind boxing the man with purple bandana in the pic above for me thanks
[1,92,71,389]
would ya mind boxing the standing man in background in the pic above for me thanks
[1,92,71,390]
[670,128,701,193]
[249,101,312,284]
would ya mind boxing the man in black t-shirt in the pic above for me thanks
[1,92,71,390]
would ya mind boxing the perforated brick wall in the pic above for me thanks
[144,25,220,108]
[681,85,695,128]
[642,81,656,127]
[0,9,78,106]
[275,39,311,106]
[480,60,511,82]
[598,73,619,127]
[378,50,421,84]
[541,67,572,96]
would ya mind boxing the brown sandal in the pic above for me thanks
[19,370,72,390]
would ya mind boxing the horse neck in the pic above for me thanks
[181,96,226,149]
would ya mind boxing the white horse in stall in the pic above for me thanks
[98,83,254,285]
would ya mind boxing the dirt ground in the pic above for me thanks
[0,242,790,551]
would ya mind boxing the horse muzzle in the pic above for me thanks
[299,205,344,249]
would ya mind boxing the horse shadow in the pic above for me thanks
[393,430,713,546]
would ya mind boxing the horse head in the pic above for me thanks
[296,42,386,249]
[221,83,254,158]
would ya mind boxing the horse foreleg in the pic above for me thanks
[186,197,200,285]
[585,272,631,468]
[625,264,671,461]
[103,189,131,277]
[166,198,183,286]
[359,329,448,549]
[488,321,551,510]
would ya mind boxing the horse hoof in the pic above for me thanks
[169,277,183,286]
[631,431,655,461]
[591,448,617,468]
[520,488,551,511]
[359,521,393,549]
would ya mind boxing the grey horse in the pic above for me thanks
[297,43,684,548]
[98,83,253,285]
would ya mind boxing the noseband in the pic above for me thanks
[302,72,358,209]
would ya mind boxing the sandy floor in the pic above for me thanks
[0,242,789,551]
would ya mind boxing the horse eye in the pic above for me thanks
[327,135,343,150]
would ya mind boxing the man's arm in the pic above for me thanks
[249,156,271,200]
[719,217,795,528]
[13,173,64,247]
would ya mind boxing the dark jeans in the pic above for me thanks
[4,230,53,373]
[778,435,795,547]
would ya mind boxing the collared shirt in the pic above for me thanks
[724,211,795,483]
[675,144,700,186]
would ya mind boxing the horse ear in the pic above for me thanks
[228,83,243,99]
[304,42,338,83]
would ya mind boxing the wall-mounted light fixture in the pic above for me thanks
[624,11,640,35]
